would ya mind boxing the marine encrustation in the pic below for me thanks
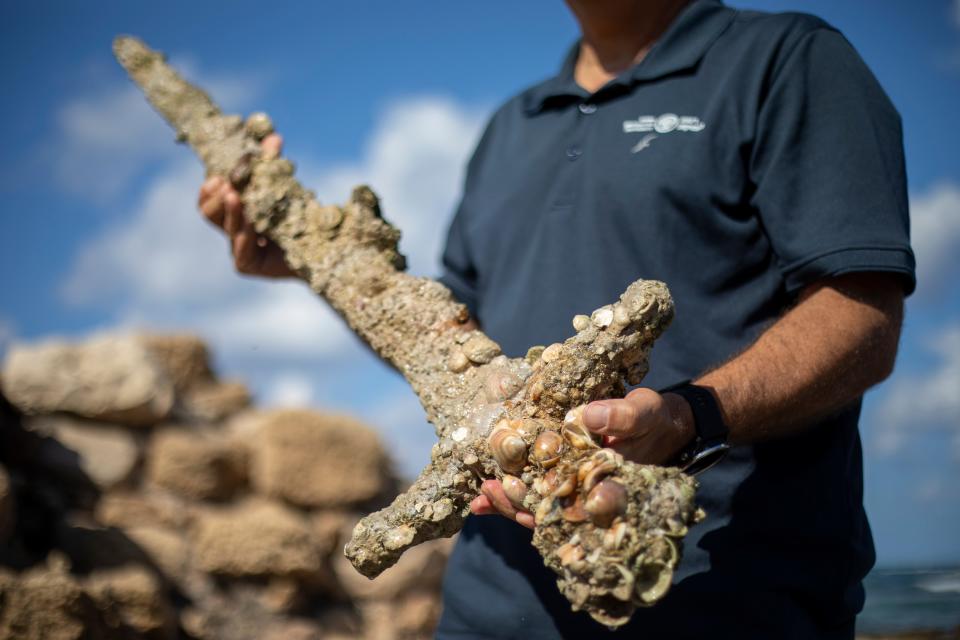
[113,36,702,627]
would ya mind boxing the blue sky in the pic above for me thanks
[1,1,958,568]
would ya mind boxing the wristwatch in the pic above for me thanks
[658,380,730,475]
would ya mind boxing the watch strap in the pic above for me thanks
[659,380,730,474]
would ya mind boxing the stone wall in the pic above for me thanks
[0,333,450,640]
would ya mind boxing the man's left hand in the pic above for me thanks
[469,388,695,529]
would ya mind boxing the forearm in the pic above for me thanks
[694,273,904,444]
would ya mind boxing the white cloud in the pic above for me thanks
[54,84,172,198]
[305,96,486,276]
[191,282,354,360]
[910,182,960,298]
[62,159,356,360]
[59,90,485,475]
[63,160,230,306]
[50,61,260,202]
[262,372,315,407]
[63,96,486,362]
[873,325,960,459]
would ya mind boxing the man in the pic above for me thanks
[199,1,914,637]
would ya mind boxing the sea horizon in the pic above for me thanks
[858,566,960,635]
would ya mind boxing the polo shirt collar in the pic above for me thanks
[523,0,735,114]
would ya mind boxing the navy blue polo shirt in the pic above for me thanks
[436,2,915,639]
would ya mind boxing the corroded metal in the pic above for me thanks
[114,36,702,626]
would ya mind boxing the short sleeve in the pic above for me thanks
[749,27,916,295]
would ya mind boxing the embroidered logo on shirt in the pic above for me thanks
[630,134,658,154]
[623,113,705,152]
[623,113,706,134]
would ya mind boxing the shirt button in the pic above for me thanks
[578,103,597,115]
[566,146,582,160]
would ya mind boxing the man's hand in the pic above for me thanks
[469,390,694,530]
[581,389,694,464]
[197,133,296,279]
[468,272,904,529]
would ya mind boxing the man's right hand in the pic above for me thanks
[197,133,296,279]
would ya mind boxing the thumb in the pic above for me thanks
[583,393,655,439]
[261,133,283,159]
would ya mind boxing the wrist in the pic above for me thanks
[662,392,696,453]
[658,381,731,474]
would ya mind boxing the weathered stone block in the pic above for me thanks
[147,428,245,501]
[191,499,324,580]
[26,415,139,490]
[84,565,176,640]
[248,410,389,509]
[2,335,174,426]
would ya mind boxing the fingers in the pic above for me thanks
[231,220,261,274]
[469,494,497,515]
[199,175,220,201]
[199,176,227,228]
[583,388,663,439]
[481,479,518,518]
[516,510,535,528]
[471,480,534,529]
[202,132,280,229]
[261,133,283,159]
[223,187,244,236]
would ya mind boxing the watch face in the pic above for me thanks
[682,442,730,476]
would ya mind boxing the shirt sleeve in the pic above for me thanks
[749,27,916,295]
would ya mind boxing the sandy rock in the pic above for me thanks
[180,604,260,640]
[257,577,304,614]
[360,601,398,640]
[248,409,389,509]
[181,380,251,422]
[26,415,139,490]
[191,499,324,580]
[84,565,176,639]
[224,408,265,439]
[314,606,365,640]
[95,490,191,531]
[309,511,353,557]
[0,556,109,640]
[138,334,213,392]
[2,334,174,426]
[178,606,211,640]
[261,619,323,640]
[124,525,191,582]
[394,591,443,638]
[147,428,245,500]
[0,464,13,542]
[355,593,441,640]
[180,597,323,640]
[334,536,452,601]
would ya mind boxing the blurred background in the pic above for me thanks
[1,1,958,637]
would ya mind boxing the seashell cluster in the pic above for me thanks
[483,401,700,628]
[531,454,698,627]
